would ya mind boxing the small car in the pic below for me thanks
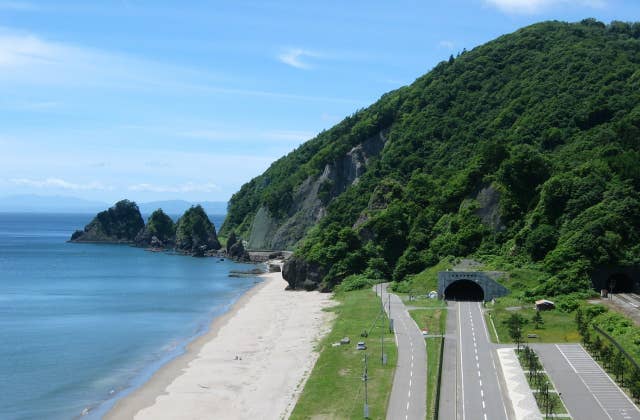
[356,341,367,350]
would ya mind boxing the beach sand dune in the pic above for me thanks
[106,269,334,420]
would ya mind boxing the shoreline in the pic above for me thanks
[105,266,334,420]
[104,276,268,419]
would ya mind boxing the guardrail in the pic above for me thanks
[592,325,640,370]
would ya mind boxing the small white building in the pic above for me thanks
[535,299,555,311]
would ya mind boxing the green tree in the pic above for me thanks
[532,310,544,329]
[505,313,526,350]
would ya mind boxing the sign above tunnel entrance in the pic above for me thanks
[438,271,508,302]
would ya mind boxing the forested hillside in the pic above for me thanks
[222,19,640,293]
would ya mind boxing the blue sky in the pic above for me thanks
[0,0,638,203]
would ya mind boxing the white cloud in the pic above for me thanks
[278,48,322,69]
[10,177,112,190]
[0,28,362,104]
[128,182,221,193]
[0,1,37,11]
[438,40,455,49]
[485,0,605,14]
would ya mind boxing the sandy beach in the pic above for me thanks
[106,268,335,420]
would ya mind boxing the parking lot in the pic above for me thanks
[536,343,640,420]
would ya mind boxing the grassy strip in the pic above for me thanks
[516,350,569,418]
[391,258,454,295]
[290,289,397,419]
[409,308,447,420]
[400,296,447,308]
[485,299,580,343]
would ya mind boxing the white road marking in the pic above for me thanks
[458,303,466,420]
[477,302,509,420]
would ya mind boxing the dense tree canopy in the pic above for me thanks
[224,20,640,292]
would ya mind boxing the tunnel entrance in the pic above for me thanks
[444,279,485,301]
[609,273,637,293]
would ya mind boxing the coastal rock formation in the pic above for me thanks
[135,209,176,248]
[282,256,327,291]
[175,205,221,256]
[235,131,387,251]
[70,200,144,243]
[225,231,250,261]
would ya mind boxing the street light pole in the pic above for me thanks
[363,353,369,418]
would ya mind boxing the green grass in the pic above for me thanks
[486,299,580,343]
[391,257,454,295]
[409,308,447,420]
[290,289,397,420]
[516,350,569,417]
[400,295,447,308]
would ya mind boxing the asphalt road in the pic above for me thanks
[377,284,427,420]
[535,343,640,420]
[440,301,510,420]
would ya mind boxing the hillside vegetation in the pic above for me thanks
[223,19,640,294]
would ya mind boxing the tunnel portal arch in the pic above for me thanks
[438,271,508,302]
[609,273,637,293]
[444,279,485,301]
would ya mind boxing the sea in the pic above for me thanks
[0,213,261,420]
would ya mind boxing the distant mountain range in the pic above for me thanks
[0,195,227,215]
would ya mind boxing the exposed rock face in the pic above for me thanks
[228,240,250,261]
[70,200,144,243]
[175,205,221,255]
[135,209,176,248]
[282,256,328,291]
[474,184,505,232]
[248,130,387,250]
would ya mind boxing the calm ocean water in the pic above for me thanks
[0,213,260,420]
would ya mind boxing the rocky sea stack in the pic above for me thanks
[70,200,144,243]
[175,205,222,256]
[135,209,176,248]
[226,231,250,261]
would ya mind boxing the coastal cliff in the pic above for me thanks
[70,200,144,243]
[226,20,640,293]
[240,130,387,251]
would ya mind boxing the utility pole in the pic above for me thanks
[381,331,385,365]
[388,294,394,332]
[363,353,369,418]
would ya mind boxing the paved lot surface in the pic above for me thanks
[378,284,426,420]
[439,301,510,420]
[535,343,640,420]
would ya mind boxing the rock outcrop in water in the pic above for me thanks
[70,200,144,243]
[175,205,221,256]
[135,209,176,248]
[226,231,250,261]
